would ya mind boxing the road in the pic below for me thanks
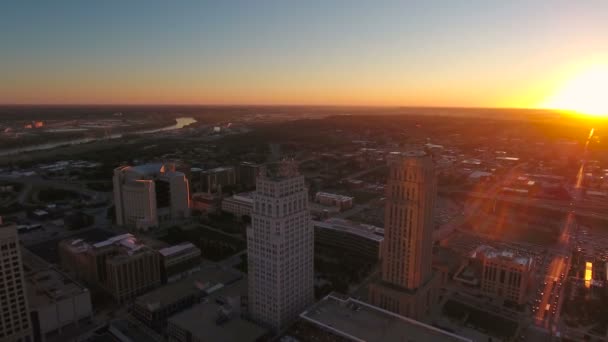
[533,127,594,336]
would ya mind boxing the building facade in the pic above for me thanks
[237,162,265,188]
[221,192,254,218]
[480,249,533,305]
[113,163,190,230]
[314,192,353,211]
[59,234,161,303]
[369,152,439,321]
[193,167,236,194]
[0,219,34,342]
[247,162,314,331]
[159,243,201,284]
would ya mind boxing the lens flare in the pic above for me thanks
[543,65,608,117]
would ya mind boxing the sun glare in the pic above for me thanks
[543,64,608,117]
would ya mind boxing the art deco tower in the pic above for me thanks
[247,161,314,331]
[369,152,439,321]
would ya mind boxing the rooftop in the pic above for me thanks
[472,245,533,268]
[167,277,268,342]
[158,242,198,257]
[21,248,88,308]
[301,295,471,342]
[315,192,354,202]
[135,267,241,312]
[313,218,383,242]
[26,268,87,308]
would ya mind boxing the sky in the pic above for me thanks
[1,0,607,108]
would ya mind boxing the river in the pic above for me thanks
[0,117,197,157]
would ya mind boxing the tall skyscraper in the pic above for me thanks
[247,161,314,331]
[369,151,439,321]
[113,163,190,230]
[0,217,33,342]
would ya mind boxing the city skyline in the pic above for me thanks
[2,1,607,115]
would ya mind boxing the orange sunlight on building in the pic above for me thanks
[584,261,593,288]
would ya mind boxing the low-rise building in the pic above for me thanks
[313,218,383,260]
[132,267,241,333]
[454,245,533,305]
[158,243,201,284]
[166,278,268,342]
[59,233,161,303]
[480,248,533,305]
[26,267,93,340]
[296,294,471,342]
[315,192,353,211]
[221,192,254,218]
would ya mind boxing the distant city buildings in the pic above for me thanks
[0,218,34,342]
[314,191,353,211]
[221,192,254,218]
[59,233,161,303]
[369,152,440,321]
[247,161,314,331]
[113,163,190,230]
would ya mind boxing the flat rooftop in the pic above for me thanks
[26,268,87,308]
[158,242,198,257]
[301,295,471,342]
[167,278,268,342]
[316,192,354,201]
[135,266,241,312]
[313,218,384,242]
[21,248,88,308]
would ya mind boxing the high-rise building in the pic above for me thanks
[237,162,265,188]
[113,163,190,230]
[369,151,439,321]
[247,161,314,331]
[0,217,34,342]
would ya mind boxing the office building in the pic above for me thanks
[0,218,34,342]
[314,192,353,211]
[59,234,161,303]
[369,152,439,321]
[313,218,383,261]
[237,162,265,188]
[296,294,471,342]
[247,161,314,331]
[221,192,254,218]
[113,163,190,230]
[158,243,201,284]
[479,248,533,305]
[193,167,236,193]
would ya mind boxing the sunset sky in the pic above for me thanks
[1,0,607,110]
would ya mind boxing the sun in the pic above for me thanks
[543,64,608,117]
